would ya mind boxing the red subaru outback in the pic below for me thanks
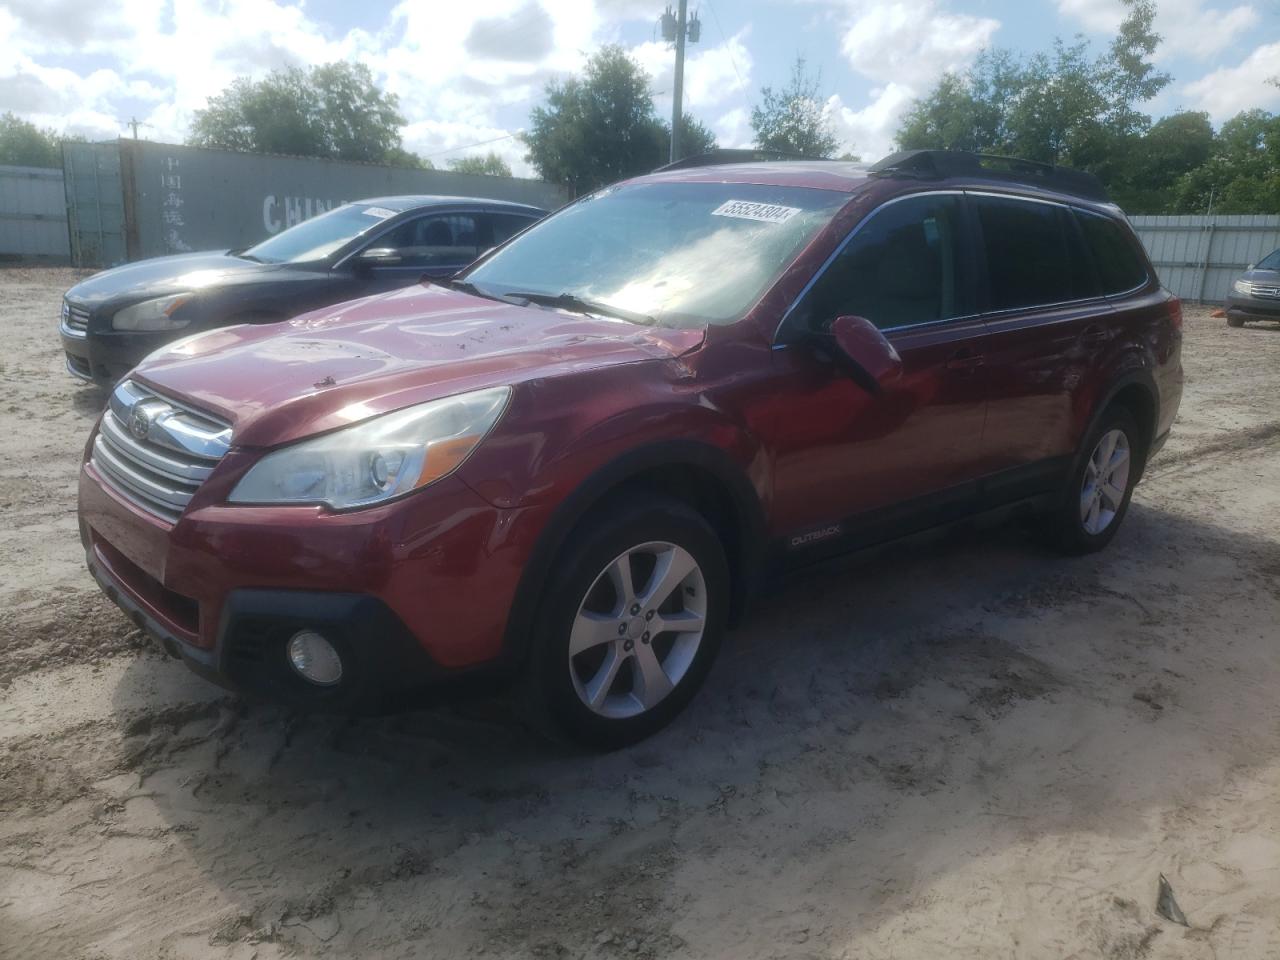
[78,151,1183,748]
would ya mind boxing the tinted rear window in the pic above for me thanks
[976,196,1096,311]
[1075,210,1149,294]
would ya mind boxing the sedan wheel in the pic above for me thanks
[568,541,708,720]
[1079,428,1132,535]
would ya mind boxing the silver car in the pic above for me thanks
[1226,247,1280,327]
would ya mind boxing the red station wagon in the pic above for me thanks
[78,150,1183,748]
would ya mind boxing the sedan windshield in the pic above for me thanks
[242,203,400,263]
[1257,248,1280,271]
[462,181,848,327]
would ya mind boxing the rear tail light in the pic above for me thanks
[1168,298,1183,331]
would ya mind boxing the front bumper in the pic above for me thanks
[79,458,544,708]
[1226,294,1280,321]
[61,326,173,389]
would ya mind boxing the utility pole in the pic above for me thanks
[670,0,687,164]
[660,4,701,163]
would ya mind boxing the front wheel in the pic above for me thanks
[1045,407,1142,554]
[521,496,729,750]
[1227,314,1246,328]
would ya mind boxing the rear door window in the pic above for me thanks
[790,193,968,334]
[975,196,1097,311]
[1074,210,1150,294]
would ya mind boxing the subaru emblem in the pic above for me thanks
[130,404,153,440]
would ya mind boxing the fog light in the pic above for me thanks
[286,630,343,685]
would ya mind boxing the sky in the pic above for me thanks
[1,0,1278,178]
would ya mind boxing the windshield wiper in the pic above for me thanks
[501,291,655,326]
[428,276,506,303]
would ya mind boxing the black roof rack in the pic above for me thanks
[868,149,1110,203]
[654,148,836,172]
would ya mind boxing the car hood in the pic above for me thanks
[133,284,706,448]
[1243,267,1280,284]
[66,251,281,308]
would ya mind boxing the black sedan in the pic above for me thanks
[59,195,547,387]
[1226,247,1280,327]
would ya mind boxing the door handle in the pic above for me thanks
[946,349,985,371]
[1081,324,1109,347]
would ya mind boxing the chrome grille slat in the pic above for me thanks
[61,299,90,337]
[99,414,215,484]
[90,380,231,523]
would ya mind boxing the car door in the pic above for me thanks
[766,192,989,545]
[355,212,484,292]
[969,193,1111,504]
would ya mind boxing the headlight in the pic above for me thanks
[112,294,192,331]
[228,386,510,509]
[1233,279,1252,295]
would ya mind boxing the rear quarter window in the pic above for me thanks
[1075,210,1149,294]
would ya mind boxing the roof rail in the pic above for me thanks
[654,148,836,172]
[869,149,1110,203]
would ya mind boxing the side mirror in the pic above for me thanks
[357,247,403,267]
[808,315,903,394]
[1246,263,1255,271]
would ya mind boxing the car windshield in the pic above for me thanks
[242,203,401,263]
[1256,249,1280,271]
[462,181,848,327]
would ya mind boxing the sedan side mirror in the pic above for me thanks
[357,247,403,267]
[808,315,903,394]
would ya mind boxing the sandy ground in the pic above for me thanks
[2,267,1279,960]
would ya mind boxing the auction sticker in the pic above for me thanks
[711,200,800,224]
[362,206,397,219]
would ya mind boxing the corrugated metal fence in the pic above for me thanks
[65,139,570,267]
[0,164,70,260]
[1130,215,1280,304]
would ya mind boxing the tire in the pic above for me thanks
[1045,406,1143,555]
[1227,314,1245,328]
[519,493,730,750]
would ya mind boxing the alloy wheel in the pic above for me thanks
[568,541,708,720]
[1079,428,1131,535]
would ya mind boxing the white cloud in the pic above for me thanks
[0,0,643,175]
[714,107,752,148]
[826,83,917,160]
[1056,0,1259,61]
[838,1,999,89]
[794,0,998,160]
[1182,41,1280,121]
[630,28,754,119]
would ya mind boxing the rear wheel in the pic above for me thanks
[1045,407,1142,554]
[521,496,729,750]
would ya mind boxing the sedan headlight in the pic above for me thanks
[1233,278,1252,296]
[229,386,510,509]
[112,294,193,331]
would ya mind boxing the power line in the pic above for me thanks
[423,132,517,159]
[704,0,746,91]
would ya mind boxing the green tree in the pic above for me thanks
[666,113,718,159]
[897,50,1021,154]
[448,152,513,177]
[1102,0,1170,137]
[1173,110,1280,214]
[189,62,415,165]
[523,46,671,194]
[750,57,841,157]
[0,113,62,167]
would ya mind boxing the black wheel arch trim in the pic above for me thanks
[498,438,768,672]
[1063,369,1160,504]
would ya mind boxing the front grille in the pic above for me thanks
[1249,282,1280,300]
[91,380,232,523]
[61,299,90,336]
